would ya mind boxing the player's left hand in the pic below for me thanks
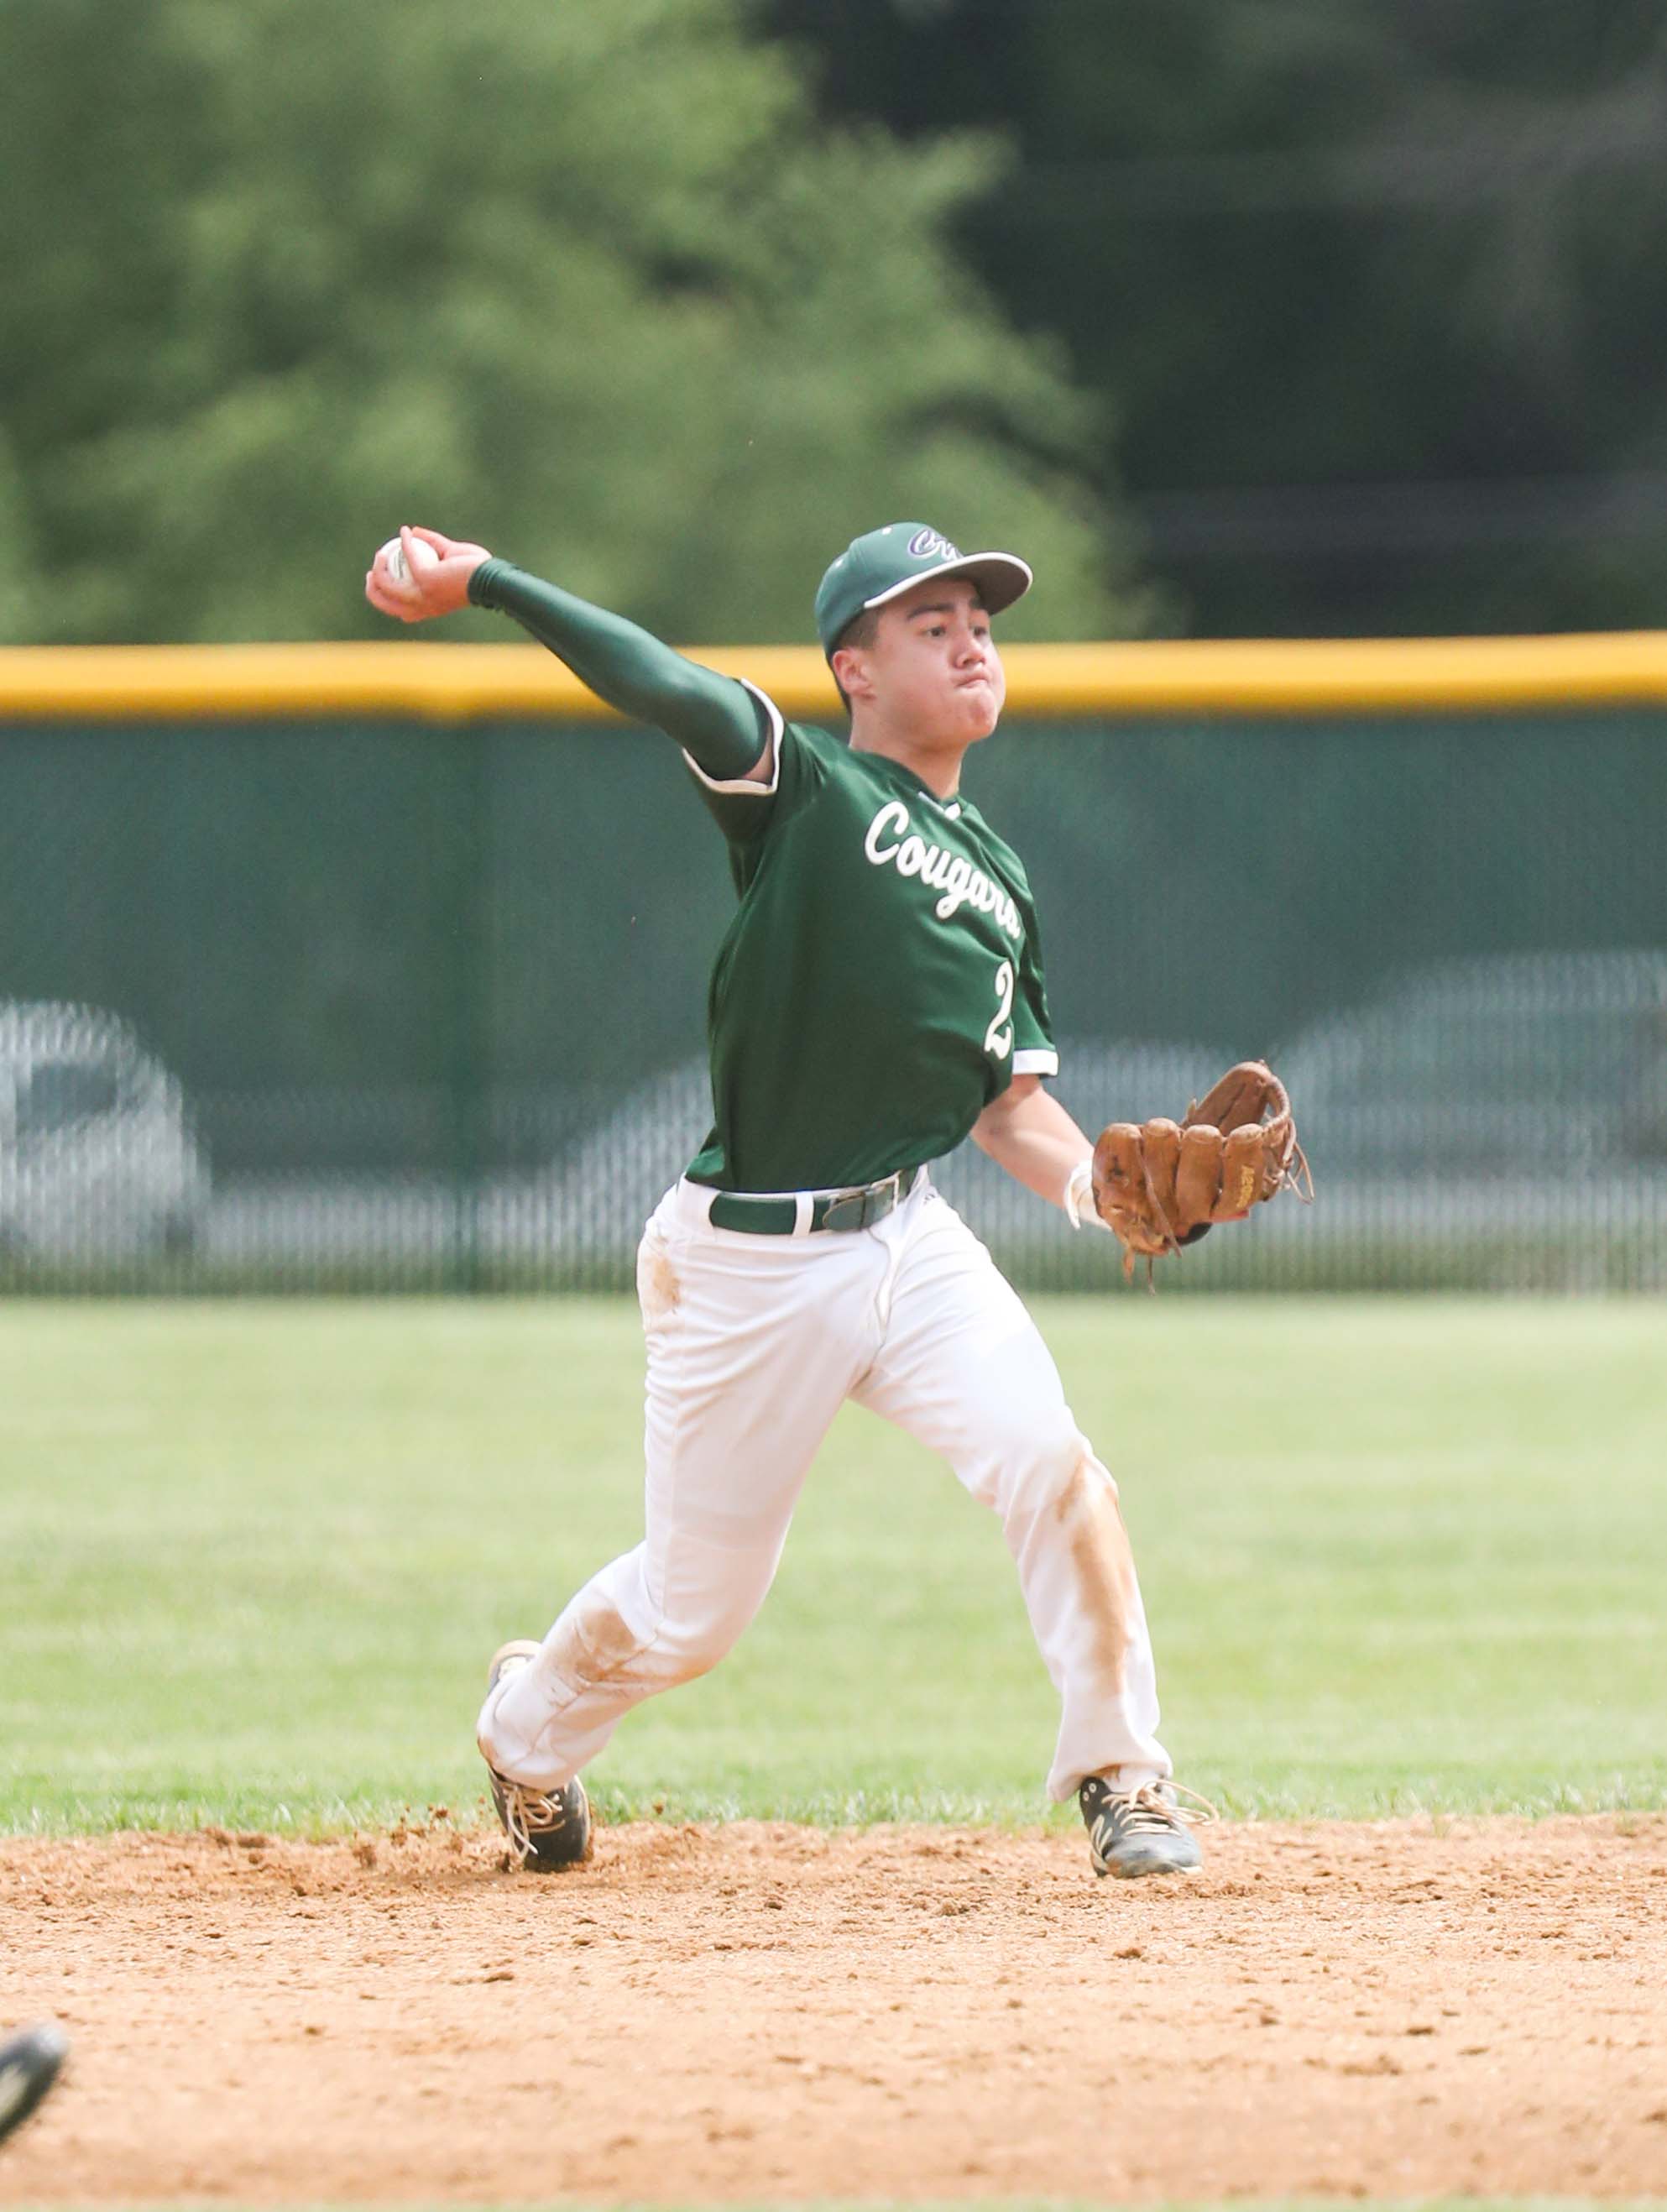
[364,526,492,623]
[1090,1059,1312,1284]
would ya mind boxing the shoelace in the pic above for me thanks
[1095,1781,1220,1833]
[498,1778,570,1863]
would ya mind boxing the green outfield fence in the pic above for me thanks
[3,636,1665,1294]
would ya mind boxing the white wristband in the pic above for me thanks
[1063,1155,1101,1231]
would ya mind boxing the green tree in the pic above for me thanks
[771,0,1667,636]
[0,0,1145,645]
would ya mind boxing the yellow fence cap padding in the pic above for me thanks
[3,632,1667,721]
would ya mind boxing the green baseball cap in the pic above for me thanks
[814,523,1032,656]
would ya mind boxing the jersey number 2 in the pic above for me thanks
[984,959,1015,1060]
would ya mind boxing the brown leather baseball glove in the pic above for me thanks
[1090,1059,1311,1283]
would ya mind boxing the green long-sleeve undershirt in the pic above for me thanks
[468,560,769,782]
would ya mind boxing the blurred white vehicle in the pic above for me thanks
[1278,949,1667,1178]
[0,1002,210,1259]
[536,1058,714,1256]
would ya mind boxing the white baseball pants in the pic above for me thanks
[478,1173,1172,1803]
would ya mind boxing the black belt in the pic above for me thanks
[707,1164,922,1237]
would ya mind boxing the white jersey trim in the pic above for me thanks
[680,680,785,795]
[1012,1047,1059,1076]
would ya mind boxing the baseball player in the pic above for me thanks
[366,520,1207,1880]
[0,2023,66,2147]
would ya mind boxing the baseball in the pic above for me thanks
[379,536,410,584]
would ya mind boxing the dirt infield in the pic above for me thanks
[2,1816,1664,2204]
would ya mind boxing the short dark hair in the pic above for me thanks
[828,605,881,714]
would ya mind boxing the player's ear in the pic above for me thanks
[830,641,875,703]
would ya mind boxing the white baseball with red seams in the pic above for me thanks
[477,1169,1171,1804]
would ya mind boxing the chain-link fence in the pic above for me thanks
[3,664,1664,1294]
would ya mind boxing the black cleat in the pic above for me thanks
[1080,1775,1206,1879]
[0,2022,68,2145]
[481,1640,593,1870]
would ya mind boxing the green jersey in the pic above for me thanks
[464,560,1058,1196]
[684,698,1057,1193]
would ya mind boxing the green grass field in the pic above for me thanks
[2,1296,1663,1835]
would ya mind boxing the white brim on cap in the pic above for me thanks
[860,551,1033,620]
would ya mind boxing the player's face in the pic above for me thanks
[854,579,1006,749]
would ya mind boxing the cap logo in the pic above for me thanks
[907,528,960,562]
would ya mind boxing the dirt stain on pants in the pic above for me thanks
[1054,1454,1139,1694]
[640,1251,682,1326]
[546,1591,646,1694]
